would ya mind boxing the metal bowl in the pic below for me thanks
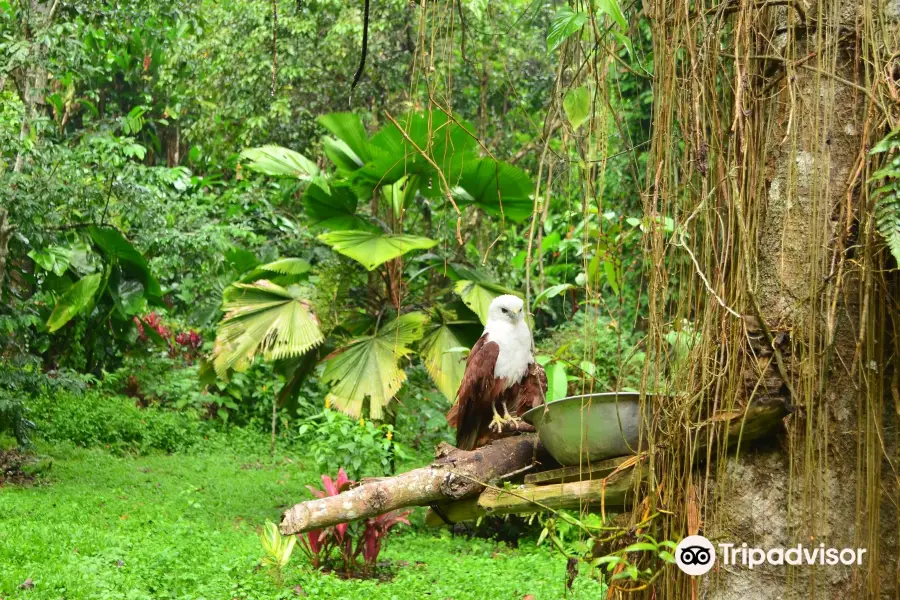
[521,392,646,466]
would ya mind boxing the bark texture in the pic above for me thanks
[0,209,12,302]
[706,37,897,599]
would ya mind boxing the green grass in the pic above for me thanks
[0,440,606,599]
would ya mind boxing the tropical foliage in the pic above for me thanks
[210,110,536,419]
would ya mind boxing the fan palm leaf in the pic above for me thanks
[321,312,427,419]
[213,280,324,377]
[419,311,481,402]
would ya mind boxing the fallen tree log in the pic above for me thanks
[280,434,548,535]
[280,394,790,534]
[424,455,642,526]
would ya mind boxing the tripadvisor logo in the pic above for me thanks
[675,535,716,576]
[674,535,868,576]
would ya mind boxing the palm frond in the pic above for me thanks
[213,280,324,377]
[321,312,427,419]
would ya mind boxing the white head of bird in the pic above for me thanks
[484,294,534,383]
[488,294,525,325]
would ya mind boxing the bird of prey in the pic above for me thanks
[446,294,547,450]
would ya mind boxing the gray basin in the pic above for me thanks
[521,392,647,466]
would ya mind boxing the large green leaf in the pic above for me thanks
[110,276,145,317]
[240,145,327,190]
[563,85,593,131]
[259,258,311,275]
[212,280,324,377]
[452,159,534,222]
[596,0,627,30]
[547,361,569,401]
[547,6,587,52]
[381,175,419,221]
[419,312,481,402]
[318,231,438,271]
[28,246,71,276]
[225,247,260,274]
[318,112,372,166]
[47,273,103,332]
[322,137,365,172]
[454,279,521,325]
[88,226,161,299]
[302,184,374,231]
[321,312,427,419]
[353,111,476,198]
[532,283,574,307]
[68,241,97,275]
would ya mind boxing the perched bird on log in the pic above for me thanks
[447,295,547,450]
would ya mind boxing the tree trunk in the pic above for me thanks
[13,0,56,173]
[0,209,13,303]
[707,45,897,600]
[701,12,894,600]
[643,0,898,597]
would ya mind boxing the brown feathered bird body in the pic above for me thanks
[446,295,547,450]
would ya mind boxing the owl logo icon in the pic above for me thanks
[675,535,716,576]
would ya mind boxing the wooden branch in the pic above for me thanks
[281,395,789,533]
[425,457,641,526]
[279,435,546,535]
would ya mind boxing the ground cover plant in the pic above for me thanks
[0,435,606,599]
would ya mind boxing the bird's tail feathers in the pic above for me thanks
[455,414,481,451]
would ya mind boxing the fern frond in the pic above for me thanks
[869,133,900,265]
[875,189,900,264]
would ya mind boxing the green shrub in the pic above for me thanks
[30,390,208,454]
[393,364,455,453]
[0,357,92,447]
[104,354,214,407]
[296,409,407,479]
[538,309,644,392]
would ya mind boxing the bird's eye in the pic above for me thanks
[501,308,508,314]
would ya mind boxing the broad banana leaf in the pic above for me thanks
[213,281,324,377]
[318,230,438,271]
[321,312,427,419]
[47,273,103,332]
